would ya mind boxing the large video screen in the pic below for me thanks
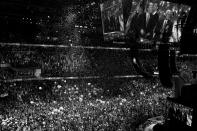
[100,0,125,41]
[101,0,191,43]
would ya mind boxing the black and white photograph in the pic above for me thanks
[0,0,197,131]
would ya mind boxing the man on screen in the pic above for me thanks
[144,2,156,40]
[125,3,144,41]
[154,10,173,43]
[134,2,155,40]
[152,2,159,18]
[151,2,159,37]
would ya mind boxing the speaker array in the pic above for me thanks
[158,44,173,88]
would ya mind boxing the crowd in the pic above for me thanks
[0,77,173,131]
[137,50,158,74]
[0,1,194,131]
[0,45,93,79]
[1,44,196,82]
[0,44,140,80]
[2,49,195,131]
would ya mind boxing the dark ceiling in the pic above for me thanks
[0,0,196,19]
[0,0,63,18]
[0,0,97,19]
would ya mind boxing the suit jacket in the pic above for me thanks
[131,12,146,39]
[151,12,159,26]
[154,19,173,43]
[135,12,156,40]
[146,13,159,39]
[137,12,146,32]
[149,12,159,38]
[126,12,145,40]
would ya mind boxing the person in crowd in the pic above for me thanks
[154,10,173,43]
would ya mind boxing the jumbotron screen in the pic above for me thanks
[100,0,191,43]
[100,0,125,41]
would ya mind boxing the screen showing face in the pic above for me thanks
[101,0,191,42]
[126,0,191,43]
